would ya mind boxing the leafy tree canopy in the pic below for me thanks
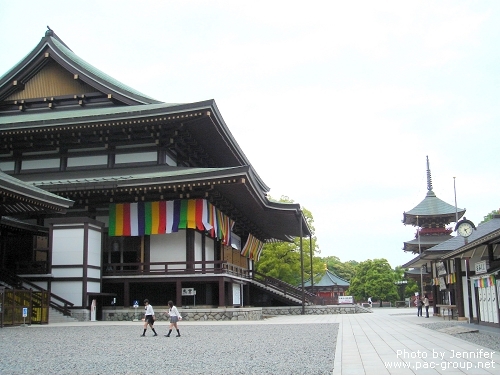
[479,209,500,225]
[255,196,324,286]
[322,255,357,282]
[347,258,399,303]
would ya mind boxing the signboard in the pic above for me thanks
[439,277,447,291]
[133,300,139,308]
[182,288,196,296]
[475,260,488,275]
[22,307,28,318]
[435,261,447,276]
[338,296,354,304]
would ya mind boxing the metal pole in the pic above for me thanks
[309,235,314,298]
[417,215,424,297]
[453,177,458,223]
[299,212,305,315]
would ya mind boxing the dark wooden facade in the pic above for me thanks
[0,30,311,317]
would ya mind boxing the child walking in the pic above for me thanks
[164,300,182,337]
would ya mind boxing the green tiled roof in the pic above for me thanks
[0,102,186,126]
[405,190,465,218]
[304,269,349,287]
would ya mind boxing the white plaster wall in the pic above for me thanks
[194,231,202,269]
[206,236,215,261]
[67,155,107,167]
[87,227,102,268]
[87,281,101,293]
[233,283,241,306]
[52,228,84,265]
[150,232,185,270]
[51,281,82,306]
[88,268,101,279]
[461,275,470,318]
[52,268,83,278]
[32,281,48,290]
[115,151,156,164]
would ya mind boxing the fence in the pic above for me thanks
[0,288,49,327]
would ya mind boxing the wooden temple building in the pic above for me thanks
[401,157,465,306]
[0,29,313,322]
[304,269,349,305]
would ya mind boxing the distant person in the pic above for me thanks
[416,296,423,317]
[164,300,182,337]
[141,299,158,337]
[423,294,430,318]
[368,297,372,307]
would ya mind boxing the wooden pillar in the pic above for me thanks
[454,258,464,318]
[123,281,130,307]
[176,279,182,307]
[218,278,225,307]
[227,282,233,307]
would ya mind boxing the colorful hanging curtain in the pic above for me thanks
[241,234,264,262]
[473,275,496,288]
[109,199,236,249]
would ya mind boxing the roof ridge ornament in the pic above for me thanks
[45,26,53,37]
[426,155,433,191]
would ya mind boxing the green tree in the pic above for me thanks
[479,209,499,225]
[255,196,324,286]
[347,259,399,304]
[322,255,357,282]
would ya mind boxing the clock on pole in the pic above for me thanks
[454,217,476,238]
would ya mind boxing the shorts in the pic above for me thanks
[145,315,154,325]
[170,316,178,323]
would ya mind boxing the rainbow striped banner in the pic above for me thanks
[241,234,264,261]
[473,275,496,288]
[109,199,235,247]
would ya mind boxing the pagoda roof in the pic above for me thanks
[14,164,311,242]
[403,234,454,251]
[0,169,73,215]
[0,28,160,106]
[403,190,465,225]
[402,157,465,226]
[304,269,349,287]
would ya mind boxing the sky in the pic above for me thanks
[1,1,500,268]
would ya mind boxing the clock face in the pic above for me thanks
[457,222,473,237]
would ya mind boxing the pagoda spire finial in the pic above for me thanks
[426,155,433,191]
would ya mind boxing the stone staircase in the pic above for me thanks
[48,307,79,324]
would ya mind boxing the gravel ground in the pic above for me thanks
[0,323,338,375]
[419,321,500,353]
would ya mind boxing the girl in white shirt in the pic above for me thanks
[141,299,158,337]
[164,300,182,337]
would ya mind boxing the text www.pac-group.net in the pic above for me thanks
[384,349,497,371]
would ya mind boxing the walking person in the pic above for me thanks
[164,300,182,337]
[141,299,158,337]
[416,296,423,317]
[423,294,430,318]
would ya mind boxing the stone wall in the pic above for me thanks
[101,307,263,322]
[73,304,368,322]
[262,304,367,316]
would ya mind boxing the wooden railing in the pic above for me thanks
[0,268,73,317]
[103,260,250,278]
[251,271,324,305]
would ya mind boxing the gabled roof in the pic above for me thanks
[304,269,349,287]
[438,217,500,259]
[0,170,73,215]
[0,28,161,106]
